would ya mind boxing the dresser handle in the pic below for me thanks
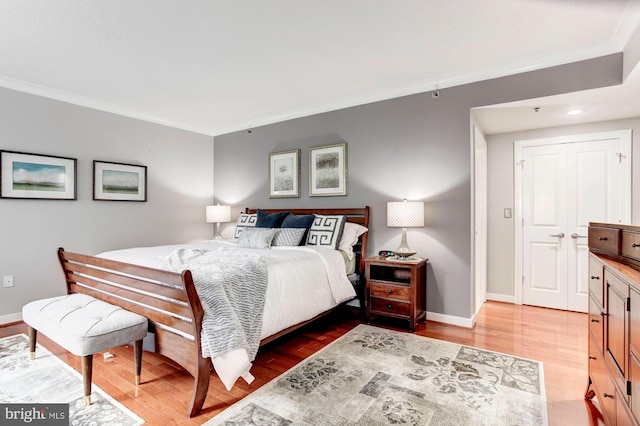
[603,393,613,398]
[601,312,608,317]
[633,243,640,248]
[599,237,608,241]
[387,304,392,309]
[591,319,599,323]
[387,290,393,294]
[591,276,600,280]
[589,356,596,360]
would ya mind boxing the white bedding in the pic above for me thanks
[97,240,356,388]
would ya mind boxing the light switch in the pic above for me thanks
[504,208,512,218]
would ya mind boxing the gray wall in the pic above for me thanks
[0,87,214,323]
[486,117,640,298]
[214,54,623,323]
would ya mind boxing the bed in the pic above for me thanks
[57,206,369,417]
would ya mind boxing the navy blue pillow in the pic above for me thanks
[256,210,290,228]
[281,214,316,245]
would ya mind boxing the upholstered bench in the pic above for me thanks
[22,293,148,405]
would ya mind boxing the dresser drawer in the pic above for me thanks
[371,297,410,316]
[589,295,604,353]
[370,282,410,301]
[622,231,640,262]
[589,255,604,307]
[589,334,617,425]
[589,226,620,254]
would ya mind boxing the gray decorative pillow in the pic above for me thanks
[306,215,346,249]
[234,213,257,239]
[238,228,276,249]
[272,228,306,247]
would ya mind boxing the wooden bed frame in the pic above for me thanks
[57,206,369,417]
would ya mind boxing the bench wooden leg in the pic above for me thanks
[27,327,37,360]
[82,355,93,406]
[134,339,142,386]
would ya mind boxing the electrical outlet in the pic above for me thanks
[3,275,14,288]
[504,208,512,218]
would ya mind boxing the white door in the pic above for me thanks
[517,130,631,312]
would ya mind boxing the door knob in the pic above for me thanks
[549,233,565,238]
[571,233,587,239]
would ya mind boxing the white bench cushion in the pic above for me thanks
[22,294,148,356]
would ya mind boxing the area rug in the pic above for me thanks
[206,324,547,426]
[0,334,144,425]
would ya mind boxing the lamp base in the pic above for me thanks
[393,228,416,259]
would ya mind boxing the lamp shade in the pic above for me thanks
[206,205,231,223]
[387,200,424,228]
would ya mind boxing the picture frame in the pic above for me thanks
[93,160,147,201]
[0,150,77,200]
[268,149,300,198]
[309,142,347,197]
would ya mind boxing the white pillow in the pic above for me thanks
[238,228,276,249]
[306,215,346,249]
[338,222,368,260]
[234,213,257,239]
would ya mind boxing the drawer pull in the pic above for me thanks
[591,319,599,323]
[633,243,640,248]
[601,312,608,317]
[599,237,608,241]
[589,356,596,360]
[387,290,393,295]
[591,276,600,280]
[387,304,392,309]
[603,393,613,399]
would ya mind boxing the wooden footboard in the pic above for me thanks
[57,248,210,417]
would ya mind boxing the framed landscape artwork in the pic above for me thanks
[309,142,347,197]
[0,150,77,200]
[93,160,147,201]
[268,149,300,198]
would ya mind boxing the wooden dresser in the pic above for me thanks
[587,222,640,425]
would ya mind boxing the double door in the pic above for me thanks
[519,131,630,312]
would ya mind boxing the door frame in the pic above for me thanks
[514,129,631,306]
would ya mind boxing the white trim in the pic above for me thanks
[486,293,516,304]
[514,129,632,305]
[0,312,22,325]
[427,310,475,329]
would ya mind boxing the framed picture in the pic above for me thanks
[93,161,147,201]
[309,142,347,197]
[0,150,77,200]
[268,149,300,198]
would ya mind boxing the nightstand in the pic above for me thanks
[365,256,427,331]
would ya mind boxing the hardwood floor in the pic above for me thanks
[0,301,602,425]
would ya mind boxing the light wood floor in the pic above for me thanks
[0,301,602,425]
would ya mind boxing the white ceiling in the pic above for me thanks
[1,0,640,136]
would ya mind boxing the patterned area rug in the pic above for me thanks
[0,334,144,425]
[206,324,547,426]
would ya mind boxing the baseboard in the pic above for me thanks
[426,311,475,329]
[0,312,22,325]
[486,293,515,304]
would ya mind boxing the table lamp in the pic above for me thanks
[206,204,231,239]
[387,199,425,259]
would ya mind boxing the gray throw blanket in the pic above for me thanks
[163,247,268,360]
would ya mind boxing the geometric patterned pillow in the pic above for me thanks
[234,213,257,239]
[272,228,306,247]
[305,215,346,249]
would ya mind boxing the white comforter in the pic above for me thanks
[97,240,356,389]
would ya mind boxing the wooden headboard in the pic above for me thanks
[245,206,370,276]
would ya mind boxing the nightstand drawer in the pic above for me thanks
[370,282,410,301]
[371,297,410,316]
